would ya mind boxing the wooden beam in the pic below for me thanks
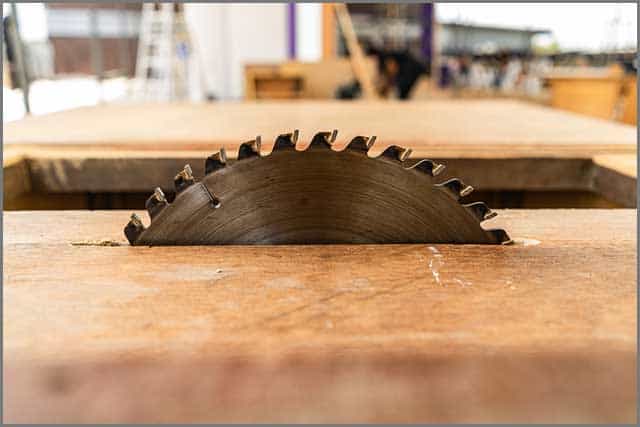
[333,4,378,99]
[322,4,336,59]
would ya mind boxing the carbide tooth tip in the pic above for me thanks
[439,179,468,199]
[154,187,166,200]
[460,185,474,197]
[130,213,143,226]
[409,159,443,177]
[219,147,228,162]
[367,135,377,149]
[146,187,169,219]
[344,136,370,152]
[489,229,512,244]
[432,163,445,176]
[205,148,228,174]
[124,212,146,244]
[330,129,338,143]
[273,132,298,151]
[238,137,262,159]
[174,164,196,193]
[293,129,300,143]
[484,211,498,220]
[381,145,410,161]
[309,131,334,149]
[464,202,494,222]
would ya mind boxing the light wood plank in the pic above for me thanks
[594,154,637,178]
[4,100,636,158]
[592,154,637,207]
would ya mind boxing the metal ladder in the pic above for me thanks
[134,3,191,101]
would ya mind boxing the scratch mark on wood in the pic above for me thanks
[260,291,347,324]
[71,239,123,247]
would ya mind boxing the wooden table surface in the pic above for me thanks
[4,100,636,158]
[4,100,636,210]
[3,209,636,423]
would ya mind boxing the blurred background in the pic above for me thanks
[2,2,637,124]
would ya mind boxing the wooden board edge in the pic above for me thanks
[4,143,637,160]
[592,154,637,178]
[592,155,638,208]
[3,153,32,205]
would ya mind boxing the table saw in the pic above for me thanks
[3,100,637,423]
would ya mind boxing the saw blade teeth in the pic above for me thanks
[380,145,412,162]
[238,136,262,159]
[345,135,374,152]
[205,148,227,174]
[464,201,496,222]
[309,131,336,149]
[125,130,511,245]
[330,129,338,143]
[438,178,474,199]
[145,187,168,219]
[409,159,445,177]
[488,229,513,245]
[460,185,474,197]
[124,213,145,244]
[432,163,445,176]
[174,164,195,193]
[273,131,298,151]
[484,210,498,220]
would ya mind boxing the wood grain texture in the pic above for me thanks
[4,100,636,158]
[3,210,636,423]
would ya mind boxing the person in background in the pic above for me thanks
[337,41,427,100]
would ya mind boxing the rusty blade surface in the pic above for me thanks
[125,132,510,245]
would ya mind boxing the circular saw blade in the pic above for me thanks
[125,131,510,245]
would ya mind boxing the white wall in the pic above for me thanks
[185,4,288,99]
[295,4,322,62]
[4,3,49,42]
